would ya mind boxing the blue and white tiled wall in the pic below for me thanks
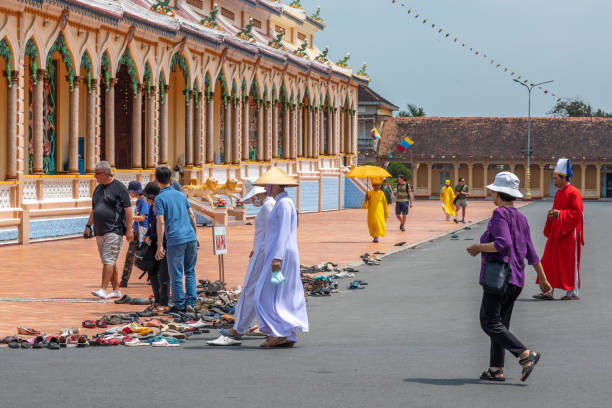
[321,177,339,211]
[0,216,90,243]
[343,177,365,209]
[299,181,319,213]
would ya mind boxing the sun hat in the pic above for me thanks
[127,181,143,195]
[143,182,160,200]
[241,180,266,203]
[371,177,383,185]
[486,171,523,198]
[253,167,298,187]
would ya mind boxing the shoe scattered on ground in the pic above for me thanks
[394,242,406,246]
[124,338,150,347]
[129,297,150,305]
[152,338,180,347]
[82,320,96,329]
[348,281,366,290]
[114,294,132,304]
[17,327,40,336]
[119,281,128,288]
[77,335,89,348]
[46,337,60,350]
[91,289,108,299]
[532,293,554,300]
[106,290,122,299]
[207,335,242,346]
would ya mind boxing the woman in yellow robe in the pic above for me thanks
[440,179,456,221]
[362,178,389,243]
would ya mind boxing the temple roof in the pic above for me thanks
[358,85,399,110]
[379,117,612,161]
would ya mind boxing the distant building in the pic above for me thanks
[357,86,398,163]
[380,117,612,199]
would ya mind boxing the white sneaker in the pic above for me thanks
[188,319,210,329]
[91,289,107,299]
[207,335,242,346]
[107,290,122,299]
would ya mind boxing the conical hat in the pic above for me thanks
[254,167,298,187]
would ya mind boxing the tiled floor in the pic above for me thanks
[0,200,517,337]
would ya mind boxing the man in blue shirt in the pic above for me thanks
[120,181,149,287]
[154,166,198,313]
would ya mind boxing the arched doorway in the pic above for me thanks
[114,63,134,170]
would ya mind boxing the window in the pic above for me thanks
[251,18,262,29]
[297,32,306,41]
[275,25,285,33]
[186,0,202,7]
[221,7,235,21]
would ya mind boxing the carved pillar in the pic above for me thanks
[194,91,202,167]
[539,163,545,198]
[146,86,157,169]
[242,97,250,161]
[32,70,46,174]
[290,105,297,160]
[233,99,240,164]
[581,162,586,194]
[5,71,18,179]
[326,108,333,156]
[264,102,272,161]
[159,85,169,165]
[68,76,80,173]
[319,107,325,156]
[86,79,96,173]
[224,101,232,164]
[306,107,313,158]
[297,105,303,158]
[339,108,345,155]
[596,162,601,198]
[105,78,116,168]
[283,104,290,159]
[184,90,193,166]
[206,93,214,163]
[350,111,356,155]
[256,102,264,161]
[272,102,279,159]
[427,160,433,196]
[132,85,143,169]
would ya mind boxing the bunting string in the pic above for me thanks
[391,0,561,101]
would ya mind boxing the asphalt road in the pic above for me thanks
[1,202,611,408]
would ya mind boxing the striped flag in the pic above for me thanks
[396,136,414,152]
[371,128,381,140]
[382,161,390,169]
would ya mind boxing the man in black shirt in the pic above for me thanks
[84,161,133,299]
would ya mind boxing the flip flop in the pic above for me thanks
[46,337,60,350]
[532,293,554,300]
[348,281,365,290]
[82,320,96,329]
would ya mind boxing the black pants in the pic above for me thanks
[480,284,527,367]
[121,231,140,284]
[148,257,170,306]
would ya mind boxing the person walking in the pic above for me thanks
[120,181,149,288]
[208,181,276,346]
[85,161,133,299]
[394,174,414,231]
[253,167,308,348]
[154,166,199,314]
[381,179,393,205]
[533,158,584,301]
[141,182,170,310]
[362,178,389,243]
[440,180,456,221]
[467,172,552,382]
[454,177,469,224]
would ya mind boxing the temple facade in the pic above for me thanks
[0,0,370,244]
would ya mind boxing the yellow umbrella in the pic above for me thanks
[346,165,391,179]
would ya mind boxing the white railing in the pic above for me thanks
[247,164,259,180]
[0,185,12,209]
[212,167,227,184]
[23,180,37,202]
[42,179,73,202]
[78,180,91,199]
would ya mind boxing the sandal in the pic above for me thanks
[532,293,554,300]
[561,295,580,300]
[82,320,96,329]
[519,351,541,382]
[480,368,505,382]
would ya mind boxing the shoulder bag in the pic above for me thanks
[481,207,516,295]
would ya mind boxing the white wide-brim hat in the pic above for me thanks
[253,167,298,187]
[486,171,523,198]
[241,180,266,203]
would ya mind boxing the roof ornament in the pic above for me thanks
[151,0,176,17]
[310,6,323,23]
[289,0,304,10]
[356,62,369,79]
[315,46,330,64]
[237,18,256,43]
[268,30,287,50]
[336,52,351,69]
[200,4,221,30]
[293,40,309,59]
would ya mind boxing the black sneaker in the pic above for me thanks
[400,225,405,232]
[165,306,186,315]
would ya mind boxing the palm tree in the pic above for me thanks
[398,103,426,117]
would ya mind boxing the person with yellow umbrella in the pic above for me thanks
[362,177,389,243]
[440,179,457,221]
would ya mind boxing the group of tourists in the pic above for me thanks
[466,158,584,382]
[440,178,470,222]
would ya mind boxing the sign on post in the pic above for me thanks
[212,226,227,255]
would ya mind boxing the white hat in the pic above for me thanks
[241,179,266,203]
[554,158,573,179]
[486,171,523,198]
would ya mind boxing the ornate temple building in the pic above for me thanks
[0,0,371,244]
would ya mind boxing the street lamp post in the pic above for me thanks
[513,79,553,200]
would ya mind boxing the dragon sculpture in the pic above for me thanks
[310,7,323,23]
[336,52,351,69]
[150,0,175,17]
[293,40,309,58]
[268,31,286,50]
[289,0,304,10]
[200,4,220,30]
[356,62,369,78]
[315,46,329,64]
[237,18,256,43]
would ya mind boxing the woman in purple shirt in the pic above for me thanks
[467,172,552,382]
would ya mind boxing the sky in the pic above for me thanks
[298,0,612,117]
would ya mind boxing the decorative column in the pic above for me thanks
[326,108,333,156]
[224,100,232,164]
[68,76,80,173]
[483,160,489,191]
[290,105,297,160]
[242,96,250,161]
[184,90,193,166]
[596,162,601,198]
[453,160,459,184]
[257,102,264,161]
[159,84,169,165]
[350,110,356,155]
[206,93,214,163]
[5,71,18,179]
[468,158,473,191]
[264,102,272,161]
[105,78,116,168]
[319,107,325,156]
[306,106,313,158]
[581,162,586,195]
[539,163,545,198]
[427,160,433,196]
[131,85,143,169]
[145,86,157,169]
[193,91,202,167]
[283,104,290,159]
[85,79,96,173]
[339,108,345,154]
[32,69,46,174]
[297,105,303,158]
[272,102,279,159]
[233,99,240,164]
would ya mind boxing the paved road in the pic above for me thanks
[2,202,610,408]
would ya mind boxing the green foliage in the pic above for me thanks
[387,162,411,179]
[548,98,612,118]
[398,103,426,117]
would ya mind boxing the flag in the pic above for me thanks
[413,163,420,170]
[396,136,414,152]
[382,161,390,169]
[371,128,381,140]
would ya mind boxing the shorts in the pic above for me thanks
[96,232,123,265]
[456,198,468,209]
[395,201,410,215]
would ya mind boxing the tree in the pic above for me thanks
[387,162,411,180]
[398,103,426,117]
[549,98,612,118]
